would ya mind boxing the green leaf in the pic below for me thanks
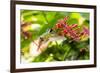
[21,39,31,49]
[67,18,78,25]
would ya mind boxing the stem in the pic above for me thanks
[63,48,71,60]
[63,50,68,61]
[54,12,58,18]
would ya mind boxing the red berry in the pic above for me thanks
[63,29,67,33]
[64,16,68,21]
[56,23,62,28]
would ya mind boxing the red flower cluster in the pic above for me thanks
[53,16,89,41]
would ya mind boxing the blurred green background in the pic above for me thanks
[21,10,90,63]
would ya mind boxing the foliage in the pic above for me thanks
[20,10,90,63]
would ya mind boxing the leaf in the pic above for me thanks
[67,18,78,25]
[81,13,90,20]
[38,24,49,36]
[21,39,31,49]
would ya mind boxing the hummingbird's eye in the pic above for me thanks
[50,29,53,32]
[40,37,44,41]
